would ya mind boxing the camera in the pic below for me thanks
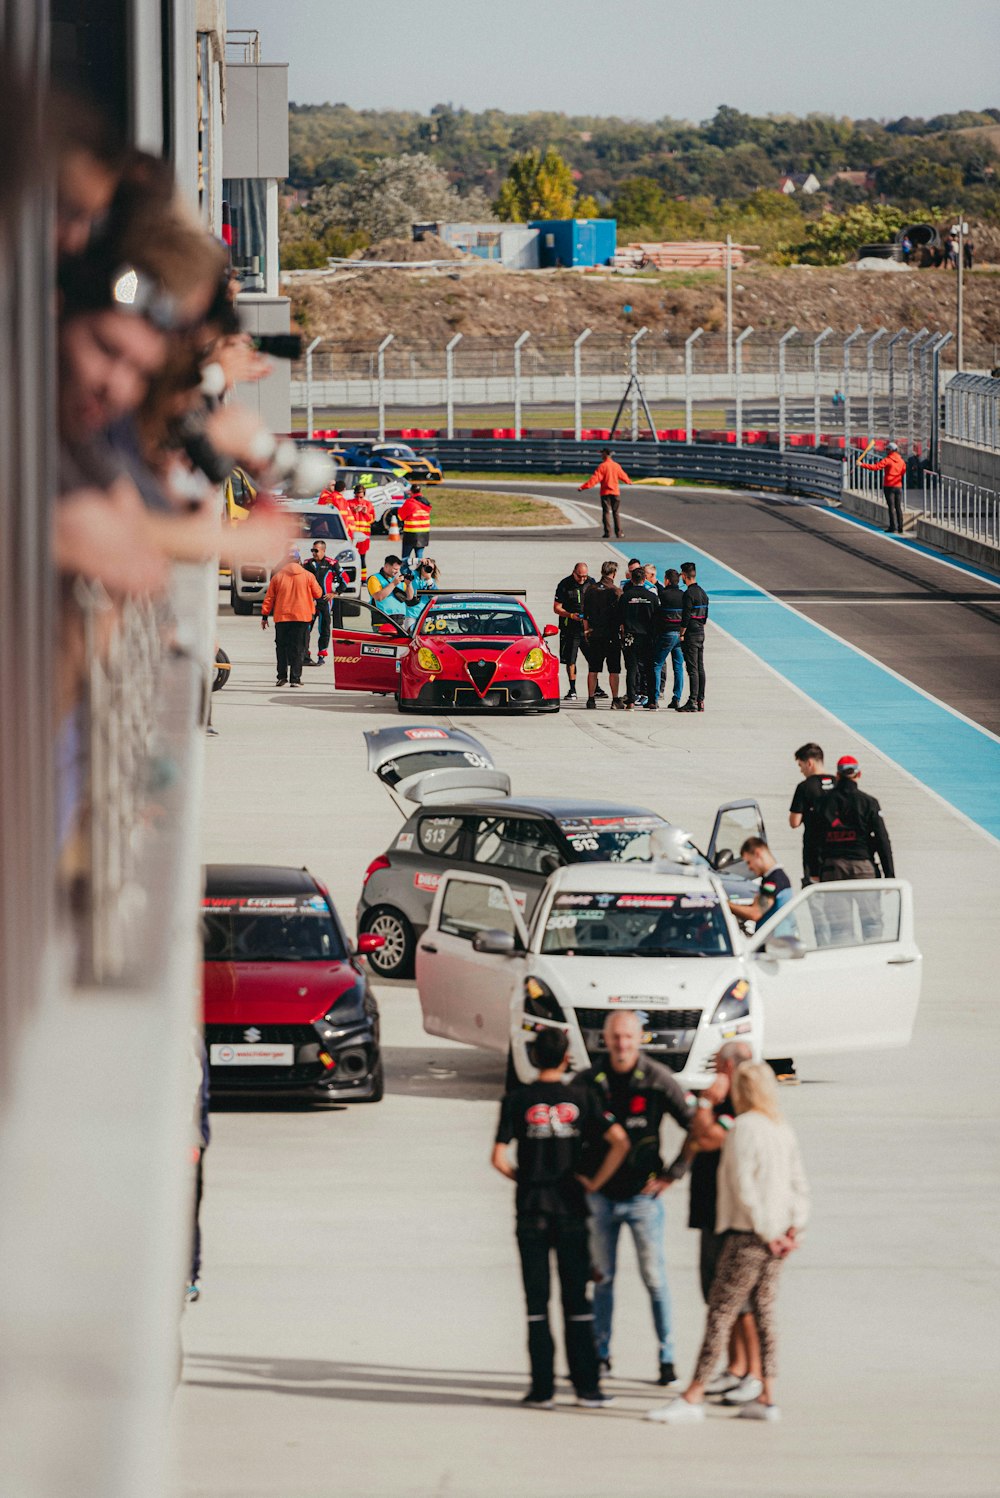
[399,562,414,580]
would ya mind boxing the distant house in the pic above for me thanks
[827,169,877,192]
[779,172,821,195]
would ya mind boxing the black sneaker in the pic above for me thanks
[275,677,287,686]
[577,1391,615,1409]
[521,1391,554,1409]
[658,1361,678,1387]
[667,698,680,710]
[643,702,658,710]
[594,686,608,700]
[564,687,578,701]
[678,700,697,713]
[586,696,597,709]
[304,657,322,668]
[611,697,625,710]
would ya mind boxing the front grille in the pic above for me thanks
[574,1006,701,1075]
[206,1024,318,1046]
[574,1007,701,1031]
[467,660,497,694]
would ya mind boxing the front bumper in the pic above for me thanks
[511,1009,758,1089]
[206,1021,380,1101]
[405,680,558,711]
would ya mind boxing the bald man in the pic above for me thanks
[580,1011,694,1386]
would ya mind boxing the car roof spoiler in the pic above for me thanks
[430,589,528,598]
[394,766,512,806]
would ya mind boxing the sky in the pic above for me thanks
[229,0,1000,121]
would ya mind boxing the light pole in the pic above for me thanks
[629,326,649,441]
[812,327,833,449]
[573,328,592,442]
[445,333,462,440]
[684,327,704,444]
[951,217,968,371]
[513,330,530,439]
[735,326,753,446]
[778,326,799,452]
[929,331,954,469]
[725,234,734,375]
[865,327,887,443]
[885,328,908,445]
[304,336,322,439]
[376,334,394,440]
[843,325,864,454]
[906,328,928,454]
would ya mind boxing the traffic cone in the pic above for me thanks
[387,511,401,545]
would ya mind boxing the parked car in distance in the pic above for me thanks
[229,501,361,614]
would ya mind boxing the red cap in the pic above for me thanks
[837,755,860,776]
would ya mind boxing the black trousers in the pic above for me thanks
[683,633,705,702]
[191,1147,204,1282]
[601,494,621,536]
[884,487,904,533]
[275,620,310,683]
[626,637,655,702]
[516,1210,600,1398]
[311,598,331,654]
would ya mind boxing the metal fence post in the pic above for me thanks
[376,334,394,440]
[812,327,833,449]
[778,327,799,452]
[906,328,929,454]
[843,326,864,455]
[885,328,908,444]
[735,326,753,446]
[513,330,530,439]
[685,327,704,444]
[304,336,322,438]
[629,326,649,441]
[930,331,953,469]
[725,234,734,375]
[445,333,462,440]
[573,328,592,441]
[865,327,887,442]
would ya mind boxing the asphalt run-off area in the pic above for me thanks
[172,482,1000,1498]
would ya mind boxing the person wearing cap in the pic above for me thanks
[858,443,907,534]
[582,560,624,709]
[260,554,322,687]
[349,482,375,583]
[399,483,432,567]
[578,447,632,539]
[808,755,894,883]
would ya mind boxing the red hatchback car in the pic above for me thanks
[328,591,561,712]
[202,864,385,1103]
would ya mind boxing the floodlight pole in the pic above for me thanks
[376,334,394,440]
[304,336,322,439]
[735,327,753,446]
[513,330,530,439]
[573,328,592,442]
[445,333,462,440]
[812,328,833,450]
[685,327,704,444]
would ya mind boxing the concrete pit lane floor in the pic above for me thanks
[171,516,1000,1498]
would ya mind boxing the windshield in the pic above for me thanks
[557,815,710,868]
[540,891,733,957]
[302,513,348,542]
[421,604,534,637]
[202,896,345,962]
[377,747,492,786]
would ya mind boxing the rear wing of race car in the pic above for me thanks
[428,589,528,598]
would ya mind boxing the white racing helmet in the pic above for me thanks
[650,826,696,865]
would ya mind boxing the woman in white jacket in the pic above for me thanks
[648,1061,809,1424]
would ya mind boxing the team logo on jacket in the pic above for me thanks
[525,1101,580,1137]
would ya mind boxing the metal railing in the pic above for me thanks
[922,469,1000,546]
[944,371,1000,451]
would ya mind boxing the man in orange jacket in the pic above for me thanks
[399,484,432,567]
[261,554,322,687]
[858,443,907,534]
[578,448,632,539]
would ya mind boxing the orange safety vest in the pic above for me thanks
[400,494,432,532]
[350,496,375,545]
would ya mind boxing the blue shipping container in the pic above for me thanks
[530,219,617,268]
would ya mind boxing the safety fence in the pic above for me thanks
[293,327,955,457]
[944,371,1000,451]
[921,469,1000,547]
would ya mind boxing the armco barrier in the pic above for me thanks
[301,436,847,504]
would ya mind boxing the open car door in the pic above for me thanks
[750,879,922,1058]
[363,725,511,809]
[707,800,767,878]
[329,597,410,693]
[415,871,528,1052]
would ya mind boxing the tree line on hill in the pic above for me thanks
[281,103,1000,269]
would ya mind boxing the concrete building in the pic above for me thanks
[413,220,540,269]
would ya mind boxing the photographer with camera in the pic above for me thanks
[366,554,415,624]
[407,557,440,625]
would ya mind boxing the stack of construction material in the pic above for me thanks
[612,242,752,270]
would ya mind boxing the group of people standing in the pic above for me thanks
[554,558,710,712]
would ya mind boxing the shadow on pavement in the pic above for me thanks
[382,1044,506,1103]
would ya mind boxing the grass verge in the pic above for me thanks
[431,488,570,527]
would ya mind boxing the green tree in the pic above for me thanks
[788,204,908,265]
[312,154,491,242]
[495,147,578,220]
[611,176,668,231]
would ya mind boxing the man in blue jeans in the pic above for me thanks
[580,1011,694,1385]
[651,567,685,709]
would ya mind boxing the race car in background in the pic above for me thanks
[335,441,443,485]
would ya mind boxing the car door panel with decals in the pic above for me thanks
[329,597,410,693]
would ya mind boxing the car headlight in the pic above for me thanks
[522,647,545,673]
[523,976,566,1024]
[417,646,442,672]
[711,978,751,1024]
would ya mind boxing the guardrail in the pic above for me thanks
[922,469,1000,547]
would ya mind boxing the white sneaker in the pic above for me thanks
[705,1370,742,1396]
[737,1401,780,1422]
[646,1398,705,1424]
[722,1375,764,1405]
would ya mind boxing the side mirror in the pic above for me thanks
[542,624,559,638]
[472,928,516,956]
[356,932,386,956]
[762,935,806,961]
[713,847,735,869]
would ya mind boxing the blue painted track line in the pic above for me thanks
[617,539,1000,843]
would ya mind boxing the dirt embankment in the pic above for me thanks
[287,257,999,357]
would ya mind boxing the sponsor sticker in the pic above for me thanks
[361,643,399,658]
[395,832,414,851]
[403,728,448,739]
[680,894,719,909]
[414,871,441,892]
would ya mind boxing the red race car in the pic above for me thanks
[328,591,561,712]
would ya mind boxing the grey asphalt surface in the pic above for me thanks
[444,480,1000,734]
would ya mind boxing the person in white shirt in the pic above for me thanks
[647,1061,809,1425]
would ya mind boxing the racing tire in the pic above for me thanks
[212,647,231,691]
[230,588,254,616]
[359,906,416,980]
[359,1057,385,1103]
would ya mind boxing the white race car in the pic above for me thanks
[229,499,362,614]
[415,862,922,1087]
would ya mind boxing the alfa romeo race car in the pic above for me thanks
[328,591,561,713]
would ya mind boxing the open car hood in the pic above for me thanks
[363,725,511,807]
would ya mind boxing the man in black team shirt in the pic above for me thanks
[809,755,895,943]
[582,560,624,709]
[619,564,657,709]
[788,742,836,886]
[493,1028,628,1409]
[651,567,685,709]
[553,562,590,702]
[678,561,709,712]
[581,1011,694,1386]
